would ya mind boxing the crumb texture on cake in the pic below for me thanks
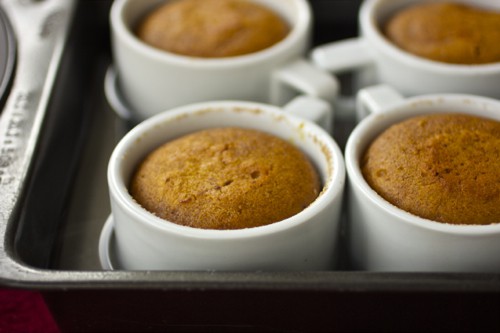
[384,2,500,64]
[130,127,321,230]
[361,114,500,225]
[136,0,289,58]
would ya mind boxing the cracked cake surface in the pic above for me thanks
[361,113,500,225]
[130,127,321,229]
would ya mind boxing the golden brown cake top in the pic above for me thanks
[361,113,500,225]
[384,2,500,64]
[130,127,321,230]
[136,0,290,58]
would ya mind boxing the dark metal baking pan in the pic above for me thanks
[0,1,499,331]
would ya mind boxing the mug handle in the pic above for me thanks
[271,59,339,105]
[282,95,333,133]
[311,38,376,118]
[271,59,338,133]
[311,38,374,73]
[356,84,404,120]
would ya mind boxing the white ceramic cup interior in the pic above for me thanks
[311,0,500,99]
[110,0,338,120]
[345,84,500,272]
[107,100,346,271]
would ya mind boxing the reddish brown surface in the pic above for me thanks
[0,289,59,333]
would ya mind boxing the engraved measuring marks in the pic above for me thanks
[0,91,32,187]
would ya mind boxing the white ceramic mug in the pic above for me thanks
[345,84,500,272]
[110,0,338,121]
[311,0,500,99]
[107,99,345,270]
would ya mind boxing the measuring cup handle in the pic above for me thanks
[356,84,405,121]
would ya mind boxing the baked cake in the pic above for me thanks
[384,2,500,64]
[130,127,321,229]
[136,0,290,58]
[362,113,500,225]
